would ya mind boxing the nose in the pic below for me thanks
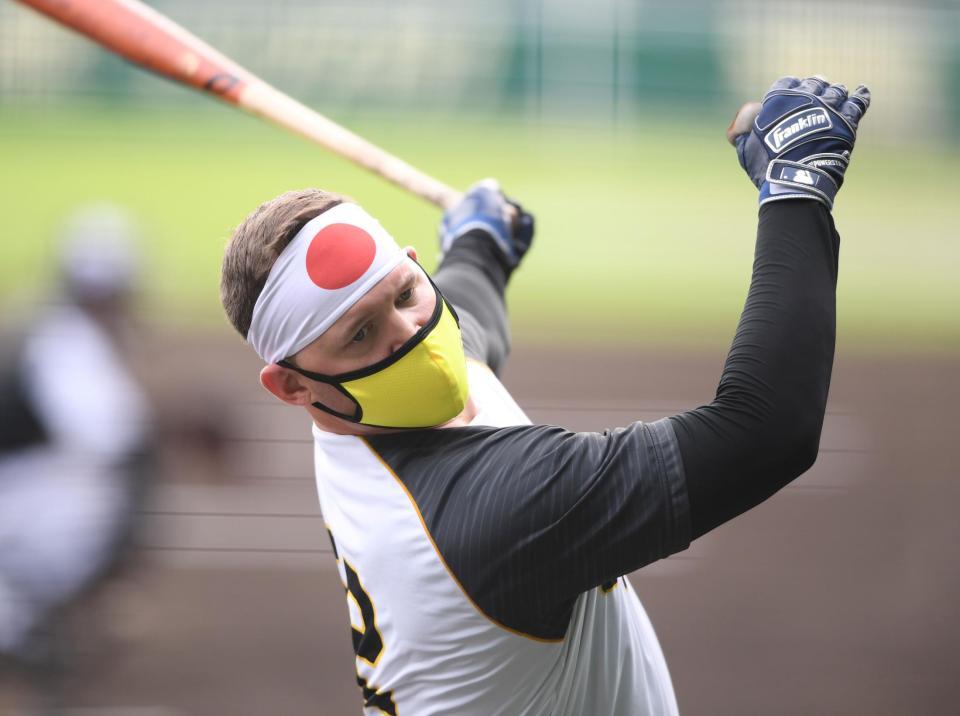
[388,310,422,354]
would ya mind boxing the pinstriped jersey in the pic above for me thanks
[313,361,691,715]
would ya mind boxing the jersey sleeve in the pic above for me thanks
[454,305,490,364]
[434,233,512,375]
[365,418,691,640]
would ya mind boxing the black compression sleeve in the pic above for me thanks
[433,231,512,375]
[669,200,840,539]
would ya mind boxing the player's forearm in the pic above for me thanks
[434,232,512,374]
[670,200,839,539]
[436,230,511,297]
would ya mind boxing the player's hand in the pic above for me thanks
[440,179,534,268]
[727,75,870,209]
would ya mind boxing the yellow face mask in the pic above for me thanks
[280,281,469,429]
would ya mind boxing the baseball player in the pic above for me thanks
[219,75,870,715]
[0,205,154,706]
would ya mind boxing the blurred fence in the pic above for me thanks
[2,0,958,143]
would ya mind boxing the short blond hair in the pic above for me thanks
[220,188,347,337]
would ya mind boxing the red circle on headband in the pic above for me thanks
[305,224,377,290]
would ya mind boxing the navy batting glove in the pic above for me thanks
[440,179,534,268]
[728,75,871,209]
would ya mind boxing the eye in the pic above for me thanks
[351,324,370,343]
[397,287,413,304]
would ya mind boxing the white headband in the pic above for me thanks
[247,203,406,363]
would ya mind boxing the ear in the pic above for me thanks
[403,245,419,262]
[260,363,312,406]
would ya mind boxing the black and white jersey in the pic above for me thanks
[313,361,691,715]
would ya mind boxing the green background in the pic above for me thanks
[2,106,957,350]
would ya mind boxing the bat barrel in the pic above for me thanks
[15,0,462,209]
[17,0,255,103]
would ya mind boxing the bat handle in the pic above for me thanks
[411,179,462,211]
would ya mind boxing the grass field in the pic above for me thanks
[1,106,957,350]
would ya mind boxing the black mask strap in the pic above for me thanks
[278,359,363,423]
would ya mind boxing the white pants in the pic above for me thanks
[0,448,126,652]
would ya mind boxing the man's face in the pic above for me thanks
[291,251,436,376]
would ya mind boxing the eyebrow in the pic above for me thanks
[337,269,418,342]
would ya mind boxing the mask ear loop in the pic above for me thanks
[277,359,364,423]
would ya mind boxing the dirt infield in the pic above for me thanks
[3,333,958,715]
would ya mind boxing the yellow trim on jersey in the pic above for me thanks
[601,580,620,595]
[361,438,564,645]
[346,588,363,633]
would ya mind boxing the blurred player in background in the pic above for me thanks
[220,75,869,714]
[0,205,156,711]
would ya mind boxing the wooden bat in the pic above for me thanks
[16,0,463,209]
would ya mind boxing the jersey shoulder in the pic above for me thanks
[366,418,691,640]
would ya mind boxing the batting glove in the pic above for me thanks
[439,179,534,268]
[727,75,870,209]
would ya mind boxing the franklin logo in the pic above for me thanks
[765,108,832,153]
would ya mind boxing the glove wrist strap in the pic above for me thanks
[759,159,839,209]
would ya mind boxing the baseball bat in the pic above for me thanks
[16,0,463,209]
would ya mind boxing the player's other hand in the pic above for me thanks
[727,75,870,209]
[440,179,534,268]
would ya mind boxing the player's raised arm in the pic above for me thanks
[365,77,872,630]
[671,75,870,538]
[432,180,534,376]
